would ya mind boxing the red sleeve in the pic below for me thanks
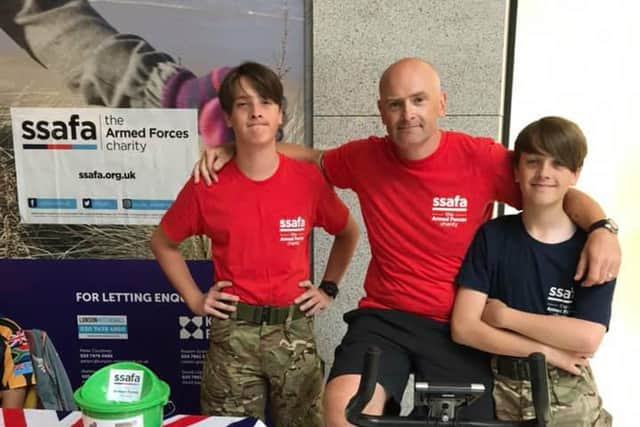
[322,139,366,190]
[159,179,205,243]
[486,142,522,210]
[314,176,349,235]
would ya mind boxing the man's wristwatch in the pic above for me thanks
[319,280,339,299]
[588,218,619,235]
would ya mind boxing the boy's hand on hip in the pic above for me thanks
[294,280,331,317]
[201,281,239,319]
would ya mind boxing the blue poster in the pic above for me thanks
[2,259,212,414]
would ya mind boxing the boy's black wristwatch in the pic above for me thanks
[588,218,619,235]
[319,280,339,299]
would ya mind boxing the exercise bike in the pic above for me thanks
[346,347,551,427]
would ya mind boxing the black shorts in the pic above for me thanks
[327,308,495,420]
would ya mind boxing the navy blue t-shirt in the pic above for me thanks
[456,214,615,328]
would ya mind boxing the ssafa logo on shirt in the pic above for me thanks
[279,216,306,246]
[546,286,575,316]
[431,195,468,228]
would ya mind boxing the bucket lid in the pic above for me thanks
[74,362,170,414]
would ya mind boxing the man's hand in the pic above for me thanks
[574,228,621,286]
[192,280,239,319]
[294,280,332,317]
[193,144,235,185]
[481,298,509,329]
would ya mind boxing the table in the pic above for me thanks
[0,409,266,427]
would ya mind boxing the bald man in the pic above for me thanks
[194,58,621,426]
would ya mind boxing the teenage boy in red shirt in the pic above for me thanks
[151,62,359,427]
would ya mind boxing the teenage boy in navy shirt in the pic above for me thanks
[452,116,614,426]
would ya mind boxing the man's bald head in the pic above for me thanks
[379,58,442,97]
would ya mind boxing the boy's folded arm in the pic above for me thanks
[494,306,606,355]
[451,288,587,375]
[451,288,548,357]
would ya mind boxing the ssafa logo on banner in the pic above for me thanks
[10,107,198,225]
[179,316,207,340]
[77,315,128,340]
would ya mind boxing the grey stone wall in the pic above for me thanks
[310,0,509,413]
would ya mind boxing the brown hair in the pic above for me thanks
[219,62,286,114]
[513,116,587,172]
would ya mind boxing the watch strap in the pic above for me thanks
[588,218,618,234]
[319,280,339,299]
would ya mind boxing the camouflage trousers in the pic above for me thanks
[492,357,612,426]
[200,315,324,427]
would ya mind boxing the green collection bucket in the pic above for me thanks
[74,362,170,427]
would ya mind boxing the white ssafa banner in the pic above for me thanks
[11,108,198,224]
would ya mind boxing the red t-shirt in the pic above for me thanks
[322,131,521,322]
[160,154,349,306]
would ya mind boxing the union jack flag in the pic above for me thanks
[0,410,82,427]
[0,410,264,426]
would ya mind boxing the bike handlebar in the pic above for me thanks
[528,352,550,426]
[345,346,381,423]
[345,347,550,427]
